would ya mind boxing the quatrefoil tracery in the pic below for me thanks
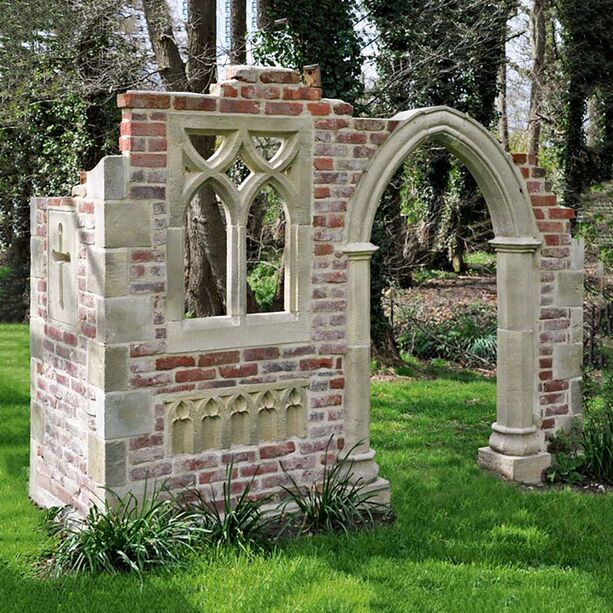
[182,128,300,225]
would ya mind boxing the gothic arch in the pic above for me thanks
[342,106,551,487]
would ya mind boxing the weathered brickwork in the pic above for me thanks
[30,66,583,512]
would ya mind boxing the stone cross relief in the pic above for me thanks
[51,222,71,310]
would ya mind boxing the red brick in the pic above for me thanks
[333,102,353,115]
[314,157,334,170]
[173,96,217,111]
[314,186,330,199]
[120,121,166,137]
[130,153,167,168]
[221,451,257,464]
[282,86,321,100]
[370,132,388,145]
[354,145,377,158]
[527,181,543,193]
[198,351,240,367]
[131,462,172,481]
[336,131,367,144]
[130,249,164,262]
[544,381,569,392]
[241,85,281,99]
[259,441,296,459]
[219,99,260,114]
[129,433,163,450]
[512,153,527,164]
[330,377,345,389]
[148,137,167,152]
[156,355,195,370]
[314,243,333,256]
[549,207,575,220]
[176,455,219,472]
[130,186,166,199]
[220,83,238,97]
[259,70,300,84]
[537,221,563,233]
[265,101,303,115]
[63,332,78,347]
[119,136,146,152]
[307,102,332,116]
[315,118,349,130]
[117,92,170,109]
[243,347,279,361]
[175,368,216,382]
[219,363,258,378]
[531,194,557,207]
[300,357,333,370]
[543,234,560,246]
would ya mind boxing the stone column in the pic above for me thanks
[342,243,382,485]
[478,236,551,483]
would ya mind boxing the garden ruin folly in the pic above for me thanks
[29,66,584,512]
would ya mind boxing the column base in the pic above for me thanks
[478,447,551,484]
[362,477,391,505]
[344,447,380,483]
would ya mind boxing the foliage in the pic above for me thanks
[555,0,613,206]
[183,463,273,553]
[280,437,382,535]
[253,0,364,105]
[45,484,200,578]
[247,262,280,311]
[0,0,147,321]
[547,371,613,485]
[396,300,498,368]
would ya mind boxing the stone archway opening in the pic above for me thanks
[343,107,555,490]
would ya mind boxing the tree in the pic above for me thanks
[0,0,147,321]
[231,0,247,64]
[141,0,234,316]
[254,0,364,105]
[363,0,515,362]
[556,0,613,207]
[527,0,547,160]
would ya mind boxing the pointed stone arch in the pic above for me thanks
[343,106,551,487]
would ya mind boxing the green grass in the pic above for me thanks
[1,323,612,611]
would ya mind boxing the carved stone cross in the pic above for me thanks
[51,222,71,309]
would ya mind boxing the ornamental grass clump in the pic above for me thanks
[280,437,383,535]
[45,483,201,579]
[184,462,274,552]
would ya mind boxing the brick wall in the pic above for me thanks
[30,66,581,512]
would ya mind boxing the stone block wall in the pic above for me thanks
[512,153,584,433]
[30,65,583,512]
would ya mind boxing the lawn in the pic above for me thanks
[1,323,612,612]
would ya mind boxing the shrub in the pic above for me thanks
[46,483,200,578]
[397,301,497,367]
[547,371,613,485]
[582,371,613,482]
[280,438,382,535]
[184,462,273,552]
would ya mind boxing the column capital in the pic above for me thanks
[489,236,541,253]
[342,242,379,260]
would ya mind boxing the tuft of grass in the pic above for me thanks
[45,483,201,578]
[280,437,382,535]
[183,462,274,552]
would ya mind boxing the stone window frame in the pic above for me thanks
[166,112,313,353]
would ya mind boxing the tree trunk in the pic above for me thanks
[231,0,247,64]
[527,0,546,161]
[497,60,509,151]
[257,0,271,30]
[141,0,187,90]
[187,0,217,93]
